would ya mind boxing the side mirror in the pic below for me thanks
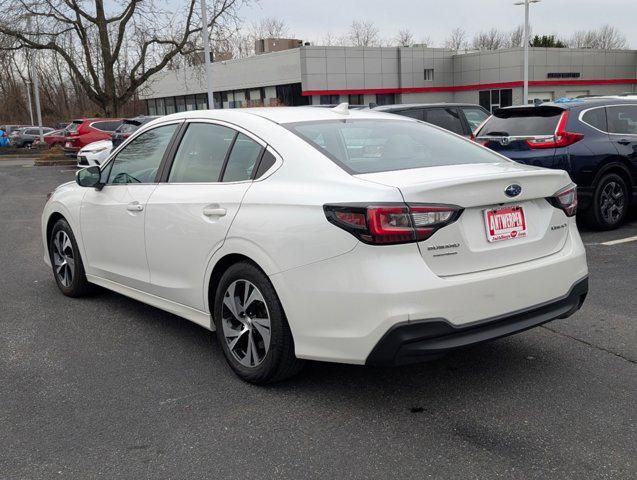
[76,166,103,189]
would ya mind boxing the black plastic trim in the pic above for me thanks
[366,276,589,366]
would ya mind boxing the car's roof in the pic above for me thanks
[374,103,485,111]
[153,106,410,125]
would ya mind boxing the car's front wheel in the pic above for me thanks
[48,218,92,297]
[213,262,304,384]
[585,173,629,230]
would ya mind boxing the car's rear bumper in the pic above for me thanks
[366,276,588,366]
[271,220,588,365]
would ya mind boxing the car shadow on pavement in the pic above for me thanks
[87,285,570,410]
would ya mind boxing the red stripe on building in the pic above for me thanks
[301,78,637,96]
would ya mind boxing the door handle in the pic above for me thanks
[203,206,227,217]
[126,202,144,212]
[617,139,631,145]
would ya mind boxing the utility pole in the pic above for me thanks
[26,15,44,143]
[200,0,215,109]
[514,0,541,105]
[25,78,34,125]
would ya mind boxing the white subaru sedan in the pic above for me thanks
[42,106,588,383]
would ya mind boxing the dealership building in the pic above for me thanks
[141,44,637,114]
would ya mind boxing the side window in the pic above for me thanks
[168,123,235,183]
[254,150,276,179]
[461,107,490,131]
[395,109,424,121]
[222,133,263,182]
[424,108,464,135]
[107,123,177,184]
[607,106,637,135]
[581,108,608,132]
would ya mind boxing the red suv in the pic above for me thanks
[64,118,122,154]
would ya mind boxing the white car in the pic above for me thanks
[42,106,588,383]
[76,139,112,167]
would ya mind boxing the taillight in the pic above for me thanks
[324,203,463,245]
[548,184,577,217]
[526,111,584,149]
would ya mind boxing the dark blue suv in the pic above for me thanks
[474,98,637,230]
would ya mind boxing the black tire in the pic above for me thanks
[48,218,92,297]
[213,261,304,384]
[584,173,629,230]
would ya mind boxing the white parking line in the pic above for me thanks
[600,235,637,246]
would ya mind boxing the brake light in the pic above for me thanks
[547,184,577,217]
[526,111,584,149]
[324,203,463,245]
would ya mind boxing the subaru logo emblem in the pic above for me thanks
[505,184,522,197]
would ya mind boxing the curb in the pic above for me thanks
[34,159,77,166]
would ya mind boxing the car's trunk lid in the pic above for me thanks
[357,162,572,276]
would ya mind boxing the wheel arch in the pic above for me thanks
[46,211,67,247]
[592,159,634,201]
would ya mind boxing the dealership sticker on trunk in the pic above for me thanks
[484,205,527,243]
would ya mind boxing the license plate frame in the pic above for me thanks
[484,205,527,243]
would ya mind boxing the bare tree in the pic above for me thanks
[394,29,413,47]
[347,20,380,47]
[320,31,339,46]
[444,27,467,51]
[0,0,250,116]
[504,25,526,48]
[472,28,504,50]
[228,17,292,58]
[569,25,627,49]
[252,17,289,39]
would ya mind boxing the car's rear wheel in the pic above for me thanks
[213,262,304,384]
[49,218,92,297]
[585,173,629,230]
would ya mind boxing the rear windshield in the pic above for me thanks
[287,119,503,174]
[479,108,563,136]
[116,121,141,134]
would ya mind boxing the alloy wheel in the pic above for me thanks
[52,230,75,287]
[221,279,271,368]
[599,181,625,224]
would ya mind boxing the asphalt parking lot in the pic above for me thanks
[1,162,635,480]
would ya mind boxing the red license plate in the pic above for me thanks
[484,205,527,242]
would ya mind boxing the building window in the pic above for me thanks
[185,95,196,111]
[175,97,186,112]
[196,94,208,110]
[147,99,157,116]
[320,94,340,105]
[375,93,395,106]
[155,97,166,115]
[165,97,176,115]
[479,88,512,113]
[348,94,364,105]
[424,69,434,81]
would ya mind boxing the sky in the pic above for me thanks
[238,0,636,48]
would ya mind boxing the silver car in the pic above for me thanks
[10,127,54,148]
